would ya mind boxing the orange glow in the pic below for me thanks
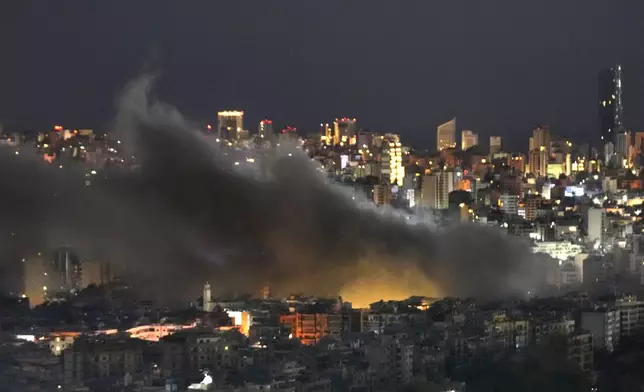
[53,125,63,131]
[339,259,441,308]
[279,313,341,345]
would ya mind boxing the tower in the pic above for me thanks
[598,65,624,148]
[203,282,213,312]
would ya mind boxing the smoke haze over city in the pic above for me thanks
[0,76,543,307]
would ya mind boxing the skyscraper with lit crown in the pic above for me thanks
[218,110,244,140]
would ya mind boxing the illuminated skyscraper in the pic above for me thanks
[437,118,456,151]
[490,136,502,154]
[461,130,478,151]
[381,133,404,186]
[333,118,357,145]
[217,110,244,140]
[320,123,332,145]
[598,66,624,147]
[528,126,550,177]
[258,119,273,138]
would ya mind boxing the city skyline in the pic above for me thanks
[2,1,644,151]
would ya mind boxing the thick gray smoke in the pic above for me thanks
[0,76,544,306]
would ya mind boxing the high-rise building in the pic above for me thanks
[53,248,82,292]
[489,136,502,154]
[217,110,244,140]
[582,309,620,352]
[587,207,605,245]
[203,282,213,312]
[615,131,631,167]
[23,254,49,307]
[258,119,273,138]
[634,132,644,154]
[81,260,111,287]
[381,134,404,186]
[320,123,332,145]
[598,65,624,147]
[421,171,454,210]
[333,118,357,145]
[461,130,478,151]
[437,118,456,151]
[528,126,550,177]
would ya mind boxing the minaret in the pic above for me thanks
[203,282,213,312]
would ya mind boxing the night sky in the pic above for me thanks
[1,1,643,151]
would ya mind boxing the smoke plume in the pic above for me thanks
[0,76,544,306]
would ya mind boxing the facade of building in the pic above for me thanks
[259,119,273,138]
[581,309,620,352]
[217,110,244,140]
[490,136,502,154]
[381,134,404,186]
[499,194,519,215]
[461,130,478,151]
[532,241,583,262]
[333,118,357,145]
[373,184,392,206]
[587,207,606,244]
[437,118,456,151]
[598,65,624,148]
[421,171,455,210]
[63,336,144,384]
[615,296,644,338]
[528,126,550,177]
[365,334,414,388]
[279,313,342,345]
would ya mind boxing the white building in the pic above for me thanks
[532,241,583,262]
[587,208,606,245]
